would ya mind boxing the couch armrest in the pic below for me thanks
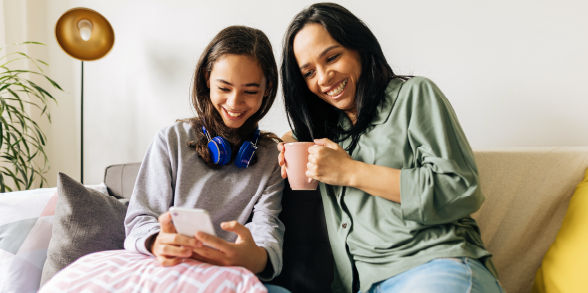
[104,163,140,199]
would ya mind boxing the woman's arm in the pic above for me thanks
[308,138,401,202]
[308,77,483,223]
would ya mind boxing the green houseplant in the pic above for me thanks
[0,42,62,192]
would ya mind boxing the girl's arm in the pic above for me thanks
[124,127,197,263]
[191,157,285,278]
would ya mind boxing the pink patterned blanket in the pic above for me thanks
[39,250,267,293]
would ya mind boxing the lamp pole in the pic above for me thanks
[80,61,84,183]
[55,7,114,184]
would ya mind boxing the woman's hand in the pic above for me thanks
[277,130,298,179]
[307,138,357,186]
[191,221,268,274]
[309,138,402,202]
[151,212,199,266]
[277,142,287,178]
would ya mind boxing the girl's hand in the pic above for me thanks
[151,212,199,266]
[307,138,357,186]
[191,221,268,274]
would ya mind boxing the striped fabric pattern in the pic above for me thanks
[0,184,110,293]
[39,250,267,293]
[0,188,57,293]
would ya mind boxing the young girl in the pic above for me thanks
[278,3,503,293]
[41,26,287,293]
[123,25,287,290]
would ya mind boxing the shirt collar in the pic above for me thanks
[338,78,404,130]
[371,78,404,125]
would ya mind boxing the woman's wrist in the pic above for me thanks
[346,159,363,188]
[347,160,402,202]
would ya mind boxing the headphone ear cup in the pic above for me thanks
[207,140,221,164]
[235,141,256,168]
[209,136,232,165]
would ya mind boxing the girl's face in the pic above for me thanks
[207,54,267,129]
[293,23,362,122]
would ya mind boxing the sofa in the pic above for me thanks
[1,147,587,293]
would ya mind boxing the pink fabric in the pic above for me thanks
[40,193,58,217]
[0,191,57,293]
[39,250,267,293]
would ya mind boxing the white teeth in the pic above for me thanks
[327,79,347,96]
[225,109,243,118]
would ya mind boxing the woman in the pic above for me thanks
[278,3,503,293]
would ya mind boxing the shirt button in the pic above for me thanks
[342,223,348,229]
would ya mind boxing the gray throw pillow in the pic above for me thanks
[40,172,129,285]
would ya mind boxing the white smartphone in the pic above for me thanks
[169,207,216,237]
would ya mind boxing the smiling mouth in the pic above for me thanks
[223,108,245,119]
[325,79,348,97]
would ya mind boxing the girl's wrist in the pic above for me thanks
[252,245,268,273]
[147,233,158,254]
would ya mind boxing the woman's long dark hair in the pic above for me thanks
[186,25,279,167]
[282,2,397,152]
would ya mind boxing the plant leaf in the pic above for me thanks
[1,42,59,191]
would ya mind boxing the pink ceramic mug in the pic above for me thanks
[284,142,319,190]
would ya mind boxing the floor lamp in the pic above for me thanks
[55,8,114,183]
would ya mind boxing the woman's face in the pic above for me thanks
[293,23,362,121]
[207,54,266,129]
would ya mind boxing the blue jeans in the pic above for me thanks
[364,257,504,293]
[264,284,291,293]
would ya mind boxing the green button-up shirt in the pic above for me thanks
[320,77,495,292]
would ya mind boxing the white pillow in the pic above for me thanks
[0,183,108,293]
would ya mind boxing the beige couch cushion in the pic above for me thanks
[472,147,588,293]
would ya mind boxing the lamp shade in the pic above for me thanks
[55,7,114,61]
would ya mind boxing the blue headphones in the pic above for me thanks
[202,126,260,168]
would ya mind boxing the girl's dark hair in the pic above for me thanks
[281,2,397,152]
[186,25,279,167]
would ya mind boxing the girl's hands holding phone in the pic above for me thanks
[150,213,268,273]
[191,221,268,274]
[150,212,199,266]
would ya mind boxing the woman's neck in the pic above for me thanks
[345,109,357,125]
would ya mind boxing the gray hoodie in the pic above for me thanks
[124,121,284,280]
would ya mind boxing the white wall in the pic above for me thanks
[10,0,588,186]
